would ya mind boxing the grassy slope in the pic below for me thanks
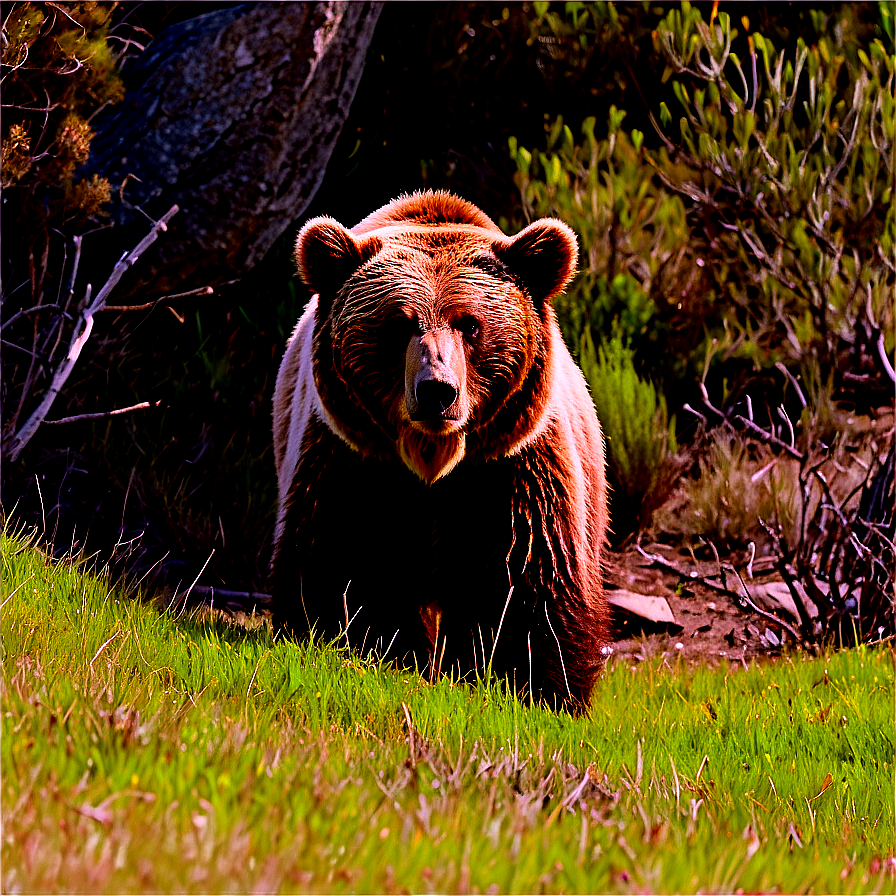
[2,530,893,894]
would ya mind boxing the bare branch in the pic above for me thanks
[102,285,215,312]
[7,206,179,463]
[877,333,895,384]
[698,383,804,460]
[775,362,807,408]
[635,545,803,641]
[1,304,69,332]
[42,400,159,426]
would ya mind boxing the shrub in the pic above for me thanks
[509,118,700,385]
[513,2,894,401]
[651,1,894,381]
[1,2,126,451]
[580,332,678,538]
[510,1,893,516]
[0,2,123,239]
[655,432,801,550]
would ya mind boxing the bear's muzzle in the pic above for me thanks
[405,329,467,428]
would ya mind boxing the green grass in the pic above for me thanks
[2,529,894,894]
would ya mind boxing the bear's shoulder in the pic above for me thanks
[353,190,500,235]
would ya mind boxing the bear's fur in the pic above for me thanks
[271,191,609,710]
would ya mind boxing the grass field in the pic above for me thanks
[2,528,894,894]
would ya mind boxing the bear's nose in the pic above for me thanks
[414,379,458,419]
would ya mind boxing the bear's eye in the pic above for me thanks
[380,316,418,355]
[456,315,480,341]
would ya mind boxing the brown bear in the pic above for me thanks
[271,190,609,710]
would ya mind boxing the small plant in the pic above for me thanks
[580,332,678,538]
[509,117,700,383]
[656,431,801,550]
[511,3,895,406]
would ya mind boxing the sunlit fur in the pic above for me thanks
[271,191,609,711]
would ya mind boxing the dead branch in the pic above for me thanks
[41,400,159,425]
[1,303,69,331]
[696,382,804,460]
[102,284,216,312]
[7,205,179,463]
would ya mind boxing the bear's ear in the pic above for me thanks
[492,219,578,311]
[295,217,383,303]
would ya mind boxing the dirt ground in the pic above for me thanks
[605,543,795,667]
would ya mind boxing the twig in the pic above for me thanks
[682,403,708,425]
[102,285,215,312]
[1,339,43,359]
[699,383,804,460]
[775,362,807,408]
[7,205,179,462]
[1,303,68,332]
[877,333,895,384]
[41,400,159,425]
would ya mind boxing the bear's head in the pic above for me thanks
[295,192,578,483]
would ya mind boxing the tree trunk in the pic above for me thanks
[81,1,382,302]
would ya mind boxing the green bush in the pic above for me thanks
[652,1,894,377]
[580,332,678,538]
[1,2,123,238]
[509,118,698,381]
[512,1,894,400]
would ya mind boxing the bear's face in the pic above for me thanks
[296,216,577,483]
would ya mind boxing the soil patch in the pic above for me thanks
[605,544,794,667]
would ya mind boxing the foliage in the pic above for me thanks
[1,2,123,236]
[652,1,895,378]
[2,530,894,893]
[510,118,700,382]
[580,332,678,537]
[511,2,895,563]
[515,1,895,384]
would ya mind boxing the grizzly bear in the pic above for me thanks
[271,191,609,710]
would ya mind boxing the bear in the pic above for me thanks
[271,190,609,710]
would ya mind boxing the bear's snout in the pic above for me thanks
[405,330,466,426]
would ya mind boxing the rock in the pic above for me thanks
[751,581,819,622]
[606,589,682,636]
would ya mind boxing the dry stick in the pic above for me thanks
[775,361,808,408]
[8,205,179,463]
[103,284,215,312]
[41,400,159,425]
[0,303,68,332]
[45,233,84,364]
[696,383,804,460]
